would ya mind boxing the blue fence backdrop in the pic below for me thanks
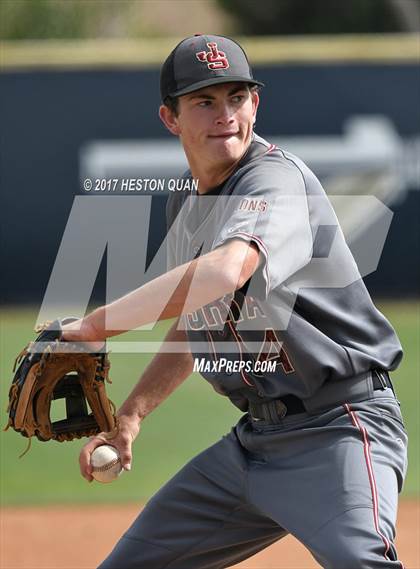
[1,63,419,304]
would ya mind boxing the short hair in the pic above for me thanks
[163,96,179,116]
[163,84,260,117]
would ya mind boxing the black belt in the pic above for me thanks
[248,369,393,423]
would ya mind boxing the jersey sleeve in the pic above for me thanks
[212,157,313,298]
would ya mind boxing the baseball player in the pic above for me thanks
[63,35,408,568]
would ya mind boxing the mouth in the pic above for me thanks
[208,132,239,139]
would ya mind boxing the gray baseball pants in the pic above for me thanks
[98,387,407,569]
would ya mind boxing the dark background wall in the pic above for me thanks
[1,63,419,304]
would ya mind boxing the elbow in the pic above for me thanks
[218,264,250,293]
[200,242,260,296]
[201,263,241,296]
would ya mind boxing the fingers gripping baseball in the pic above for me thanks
[79,419,140,482]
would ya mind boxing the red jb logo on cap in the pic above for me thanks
[196,42,229,70]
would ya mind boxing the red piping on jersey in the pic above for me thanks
[227,320,254,387]
[343,404,404,568]
[264,143,277,155]
[206,330,219,363]
[230,232,271,298]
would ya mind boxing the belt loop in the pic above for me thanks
[374,369,387,390]
[262,403,272,423]
[267,401,283,424]
[383,369,396,397]
[274,400,287,419]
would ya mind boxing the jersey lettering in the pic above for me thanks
[238,198,268,213]
[257,328,295,374]
[244,295,267,320]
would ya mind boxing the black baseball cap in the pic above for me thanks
[160,34,264,102]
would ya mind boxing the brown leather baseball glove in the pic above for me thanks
[5,318,117,454]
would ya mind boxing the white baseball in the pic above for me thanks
[91,444,123,483]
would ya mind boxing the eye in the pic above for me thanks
[198,100,212,107]
[231,95,244,103]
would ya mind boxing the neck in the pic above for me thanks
[186,140,252,195]
[191,160,240,194]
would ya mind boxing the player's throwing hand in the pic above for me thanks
[79,416,140,482]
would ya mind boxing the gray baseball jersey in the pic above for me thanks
[166,133,402,409]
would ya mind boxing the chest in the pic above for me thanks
[172,195,224,264]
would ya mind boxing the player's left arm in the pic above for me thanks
[62,239,261,344]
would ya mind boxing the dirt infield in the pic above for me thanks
[1,500,418,569]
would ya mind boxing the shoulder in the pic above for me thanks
[229,135,311,197]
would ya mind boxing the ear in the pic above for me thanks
[159,105,181,136]
[251,90,259,124]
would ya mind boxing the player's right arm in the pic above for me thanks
[78,318,193,481]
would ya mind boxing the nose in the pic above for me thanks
[215,102,235,126]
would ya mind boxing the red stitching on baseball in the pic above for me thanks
[92,457,120,472]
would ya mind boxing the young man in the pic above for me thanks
[63,35,407,568]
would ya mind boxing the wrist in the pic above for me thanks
[83,307,105,341]
[61,308,105,345]
[117,410,145,427]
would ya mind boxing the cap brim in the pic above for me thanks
[168,76,264,99]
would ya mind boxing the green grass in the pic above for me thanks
[1,301,418,505]
[0,310,241,506]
